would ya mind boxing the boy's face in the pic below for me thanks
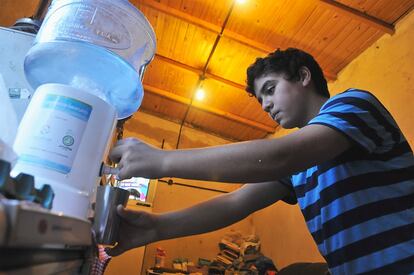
[254,72,308,129]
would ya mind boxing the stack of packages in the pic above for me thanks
[209,231,273,274]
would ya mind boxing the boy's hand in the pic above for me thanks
[109,138,166,180]
[105,205,160,256]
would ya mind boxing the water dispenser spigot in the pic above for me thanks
[99,163,120,177]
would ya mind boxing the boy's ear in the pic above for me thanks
[299,66,311,87]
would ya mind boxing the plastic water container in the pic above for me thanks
[24,0,156,119]
[13,83,117,219]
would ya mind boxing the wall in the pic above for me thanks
[251,9,414,269]
[120,111,254,274]
[142,183,254,273]
[123,111,242,192]
[0,0,38,27]
[328,9,414,148]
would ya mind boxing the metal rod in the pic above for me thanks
[175,0,237,149]
[33,0,52,21]
[201,1,235,76]
[158,179,229,194]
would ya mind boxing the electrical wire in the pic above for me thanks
[175,0,237,149]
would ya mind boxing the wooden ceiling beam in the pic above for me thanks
[324,70,336,81]
[155,53,246,90]
[156,52,336,88]
[319,0,395,35]
[143,84,276,133]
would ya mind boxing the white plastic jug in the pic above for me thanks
[24,0,156,119]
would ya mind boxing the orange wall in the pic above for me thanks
[329,9,414,148]
[252,9,414,269]
[0,0,38,27]
[141,183,254,273]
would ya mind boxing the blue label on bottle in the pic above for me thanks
[42,94,92,121]
[18,93,92,174]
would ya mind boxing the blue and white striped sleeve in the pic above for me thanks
[308,89,401,154]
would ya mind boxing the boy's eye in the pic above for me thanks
[265,86,275,94]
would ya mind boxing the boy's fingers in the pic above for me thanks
[110,137,143,162]
[115,137,137,147]
[115,168,127,181]
[116,205,145,220]
[116,204,127,216]
[109,146,123,163]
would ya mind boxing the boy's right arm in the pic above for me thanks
[106,180,291,256]
[110,125,350,183]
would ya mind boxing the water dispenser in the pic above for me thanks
[12,0,156,220]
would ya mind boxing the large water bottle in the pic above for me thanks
[24,0,156,119]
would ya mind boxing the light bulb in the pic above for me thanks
[195,88,205,101]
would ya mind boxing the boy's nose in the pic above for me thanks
[262,100,273,113]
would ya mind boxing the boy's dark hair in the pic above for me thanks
[246,48,329,98]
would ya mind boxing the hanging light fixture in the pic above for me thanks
[195,86,205,101]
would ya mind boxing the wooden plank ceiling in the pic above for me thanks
[131,0,414,142]
[1,0,414,142]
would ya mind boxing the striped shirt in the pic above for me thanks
[283,89,414,274]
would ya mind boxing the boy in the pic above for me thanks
[108,48,414,274]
